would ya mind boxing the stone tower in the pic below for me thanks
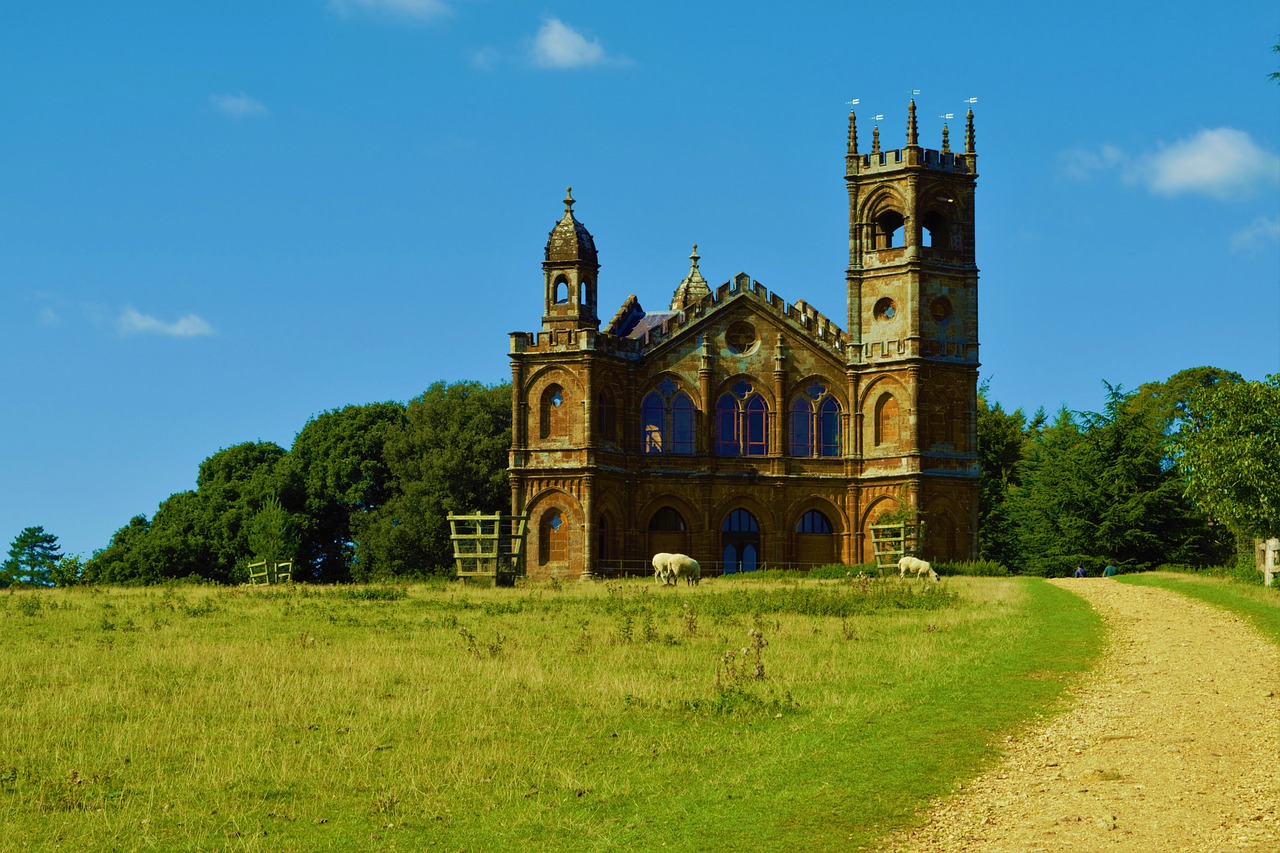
[844,102,980,558]
[542,188,599,332]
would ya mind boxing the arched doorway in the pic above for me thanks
[648,506,689,557]
[722,508,761,574]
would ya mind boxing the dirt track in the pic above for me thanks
[887,577,1280,853]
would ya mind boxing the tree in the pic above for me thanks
[354,382,512,579]
[286,402,405,582]
[2,526,62,587]
[1173,375,1280,547]
[976,388,1026,567]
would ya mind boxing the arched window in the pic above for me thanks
[554,277,569,304]
[922,210,948,249]
[716,380,768,457]
[789,381,842,458]
[789,398,813,456]
[795,509,836,566]
[641,379,696,455]
[874,393,899,447]
[649,507,687,531]
[796,510,833,533]
[721,508,760,574]
[579,282,589,305]
[540,384,566,440]
[874,210,905,249]
[597,514,611,564]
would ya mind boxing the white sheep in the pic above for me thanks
[652,552,700,586]
[652,552,675,586]
[898,555,938,582]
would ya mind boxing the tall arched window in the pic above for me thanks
[874,392,899,447]
[795,509,836,566]
[721,508,761,574]
[554,277,569,304]
[641,378,696,455]
[540,385,566,440]
[789,380,842,458]
[874,210,905,249]
[795,510,833,533]
[716,380,769,457]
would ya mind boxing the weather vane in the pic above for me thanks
[939,113,954,121]
[910,88,921,96]
[963,97,978,105]
[846,98,860,106]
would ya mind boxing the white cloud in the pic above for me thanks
[328,0,450,22]
[1059,128,1280,202]
[1129,128,1280,200]
[1230,215,1280,253]
[210,92,269,119]
[118,309,214,338]
[531,18,624,69]
[38,308,60,326]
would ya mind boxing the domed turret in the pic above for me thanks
[670,244,710,311]
[545,188,598,266]
[542,188,600,332]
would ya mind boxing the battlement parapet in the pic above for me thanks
[854,147,973,175]
[635,271,848,357]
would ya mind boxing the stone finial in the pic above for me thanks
[564,187,575,214]
[872,124,881,155]
[847,111,858,155]
[907,100,918,147]
[941,123,951,154]
[965,110,975,155]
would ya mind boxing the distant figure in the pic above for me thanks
[1074,565,1087,578]
[1103,565,1118,577]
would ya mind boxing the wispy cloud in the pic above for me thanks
[118,309,214,338]
[328,0,451,23]
[1062,128,1280,201]
[1230,215,1280,253]
[210,92,269,119]
[38,307,60,326]
[531,18,628,69]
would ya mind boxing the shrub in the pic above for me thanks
[1020,554,1110,578]
[805,562,878,579]
[934,559,1010,577]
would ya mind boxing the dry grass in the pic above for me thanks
[0,576,1100,850]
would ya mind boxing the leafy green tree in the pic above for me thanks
[2,526,62,587]
[354,382,512,579]
[287,402,405,582]
[194,441,294,582]
[1173,375,1280,548]
[84,515,152,584]
[48,554,85,587]
[976,388,1026,567]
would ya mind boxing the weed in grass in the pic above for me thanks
[640,611,659,643]
[841,618,857,640]
[683,606,698,637]
[98,615,115,632]
[16,596,42,617]
[614,613,634,644]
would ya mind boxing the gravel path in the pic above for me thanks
[886,578,1280,853]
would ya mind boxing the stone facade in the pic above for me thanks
[509,104,980,579]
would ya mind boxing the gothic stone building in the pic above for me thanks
[509,103,979,579]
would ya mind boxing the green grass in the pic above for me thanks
[0,576,1102,851]
[1117,571,1280,646]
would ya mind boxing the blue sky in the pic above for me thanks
[3,1,1278,559]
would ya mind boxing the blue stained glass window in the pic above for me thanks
[790,398,813,456]
[744,395,768,456]
[716,395,740,457]
[818,396,841,457]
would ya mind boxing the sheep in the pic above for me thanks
[667,553,701,586]
[652,552,700,586]
[898,555,939,582]
[652,552,675,586]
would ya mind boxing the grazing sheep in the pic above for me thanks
[898,556,938,582]
[652,552,675,586]
[667,553,701,586]
[652,552,700,586]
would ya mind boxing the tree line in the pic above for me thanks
[4,369,1276,586]
[978,367,1278,576]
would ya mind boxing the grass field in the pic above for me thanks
[1,575,1102,851]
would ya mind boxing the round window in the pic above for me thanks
[725,321,757,355]
[873,298,897,321]
[930,297,952,321]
